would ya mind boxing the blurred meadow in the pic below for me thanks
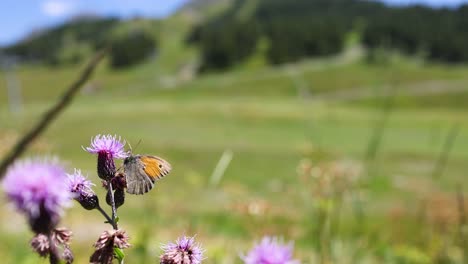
[1,0,468,263]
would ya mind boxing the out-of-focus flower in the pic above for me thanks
[30,228,73,260]
[52,227,73,245]
[84,134,127,180]
[160,236,204,264]
[90,229,131,264]
[242,236,300,264]
[67,169,99,210]
[62,246,74,264]
[2,158,71,233]
[30,233,50,257]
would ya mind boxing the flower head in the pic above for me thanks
[67,169,95,198]
[90,229,131,264]
[52,227,73,246]
[242,237,300,264]
[85,134,127,159]
[67,169,99,210]
[62,246,74,264]
[2,158,71,233]
[30,233,50,257]
[160,236,204,264]
[30,228,74,261]
[84,134,127,180]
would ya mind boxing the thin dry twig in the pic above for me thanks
[0,49,108,177]
[432,123,460,179]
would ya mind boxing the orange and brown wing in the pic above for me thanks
[140,155,172,181]
[125,155,171,195]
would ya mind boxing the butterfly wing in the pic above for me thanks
[124,155,171,195]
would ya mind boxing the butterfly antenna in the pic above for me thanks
[127,141,133,154]
[127,139,142,154]
[134,139,142,152]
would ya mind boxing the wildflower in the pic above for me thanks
[90,229,130,264]
[160,236,204,264]
[242,236,300,264]
[30,233,49,257]
[106,188,125,208]
[62,246,74,264]
[52,227,73,245]
[2,158,71,234]
[67,169,99,210]
[30,228,73,260]
[84,134,127,180]
[104,173,126,208]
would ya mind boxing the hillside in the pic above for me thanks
[2,16,120,64]
[4,0,468,72]
[190,0,468,71]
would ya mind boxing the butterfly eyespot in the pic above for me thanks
[158,164,163,168]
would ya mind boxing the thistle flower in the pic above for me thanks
[160,236,204,264]
[2,158,71,234]
[62,246,74,264]
[84,134,127,180]
[30,233,50,257]
[30,228,73,260]
[104,173,126,208]
[52,227,73,245]
[67,169,99,210]
[106,188,125,208]
[90,229,131,264]
[242,236,300,264]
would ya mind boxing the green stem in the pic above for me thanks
[108,182,119,230]
[96,204,113,227]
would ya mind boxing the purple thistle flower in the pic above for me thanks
[2,158,71,234]
[84,134,128,180]
[242,236,300,264]
[67,169,99,210]
[84,134,128,159]
[67,169,95,198]
[160,236,204,264]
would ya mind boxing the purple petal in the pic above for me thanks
[2,158,72,221]
[84,134,128,159]
[66,169,95,198]
[242,236,300,264]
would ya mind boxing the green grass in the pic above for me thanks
[0,53,467,263]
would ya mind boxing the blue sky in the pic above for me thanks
[0,0,467,46]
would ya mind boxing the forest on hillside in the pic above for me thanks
[189,0,468,71]
[2,0,468,70]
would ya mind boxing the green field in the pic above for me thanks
[0,52,467,263]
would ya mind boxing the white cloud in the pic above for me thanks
[41,0,75,17]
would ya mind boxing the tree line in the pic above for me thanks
[188,0,468,71]
[1,16,157,69]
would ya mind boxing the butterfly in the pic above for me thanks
[122,154,172,195]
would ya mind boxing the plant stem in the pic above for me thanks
[96,204,113,227]
[365,86,395,164]
[432,123,459,179]
[108,182,119,230]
